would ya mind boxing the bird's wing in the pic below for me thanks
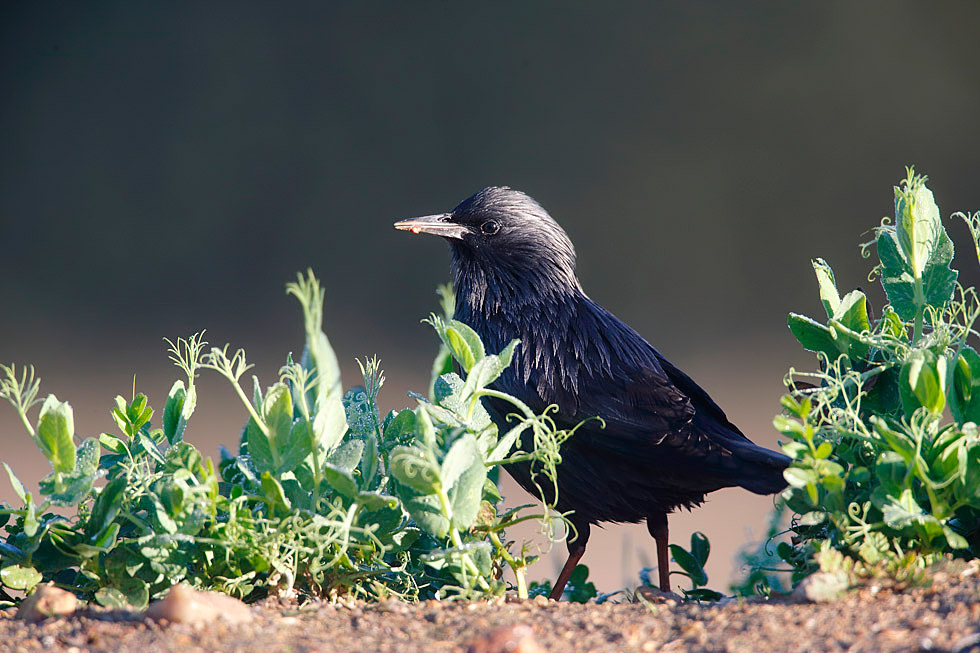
[551,299,757,466]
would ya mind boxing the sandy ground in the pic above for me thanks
[3,561,980,652]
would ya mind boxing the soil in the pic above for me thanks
[3,561,980,653]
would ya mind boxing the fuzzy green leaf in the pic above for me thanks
[162,380,196,445]
[36,394,76,475]
[326,438,364,473]
[321,464,358,498]
[812,258,840,319]
[39,437,99,506]
[900,351,946,417]
[0,565,42,591]
[3,463,26,504]
[441,434,479,493]
[834,290,870,334]
[787,314,840,361]
[395,485,449,539]
[878,177,957,320]
[449,451,487,530]
[277,419,313,474]
[442,320,485,372]
[951,347,980,425]
[390,446,440,495]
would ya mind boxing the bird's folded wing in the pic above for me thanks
[560,364,751,469]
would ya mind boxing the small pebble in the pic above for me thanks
[16,584,78,622]
[144,583,253,626]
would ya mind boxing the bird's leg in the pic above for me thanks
[549,521,590,601]
[647,512,671,592]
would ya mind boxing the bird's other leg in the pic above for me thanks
[549,520,590,601]
[647,512,671,592]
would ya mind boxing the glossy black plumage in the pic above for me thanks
[396,187,790,597]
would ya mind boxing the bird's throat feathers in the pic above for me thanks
[449,243,581,315]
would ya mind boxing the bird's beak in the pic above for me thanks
[393,213,466,240]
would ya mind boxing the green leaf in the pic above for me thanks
[798,510,827,526]
[262,382,293,442]
[877,232,917,320]
[461,355,505,398]
[862,366,902,418]
[36,394,76,475]
[390,446,440,495]
[0,565,42,591]
[344,386,380,439]
[814,442,833,459]
[900,351,946,416]
[951,347,980,425]
[260,472,290,511]
[684,588,724,602]
[305,326,349,455]
[488,422,529,463]
[313,390,348,455]
[94,587,130,609]
[110,576,149,609]
[787,314,841,361]
[943,525,970,550]
[86,476,128,538]
[783,466,816,488]
[895,178,944,278]
[245,416,274,474]
[40,437,100,506]
[356,491,398,512]
[449,451,487,530]
[772,414,806,438]
[99,432,127,454]
[22,492,38,537]
[874,450,909,493]
[441,433,479,493]
[669,544,708,586]
[326,438,364,474]
[277,419,313,474]
[834,290,871,333]
[3,463,26,504]
[812,258,840,318]
[690,531,710,567]
[383,409,416,447]
[137,431,166,465]
[416,405,438,450]
[921,257,958,311]
[435,373,493,431]
[879,488,926,530]
[878,176,957,320]
[442,320,485,372]
[394,484,449,538]
[321,464,358,498]
[564,564,598,603]
[162,380,196,444]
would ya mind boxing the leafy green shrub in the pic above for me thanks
[754,169,980,589]
[0,272,573,606]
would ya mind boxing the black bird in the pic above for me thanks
[395,187,790,600]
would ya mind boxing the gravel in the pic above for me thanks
[3,560,980,652]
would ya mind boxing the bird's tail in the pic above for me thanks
[731,442,791,495]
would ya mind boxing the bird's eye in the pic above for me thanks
[480,220,500,236]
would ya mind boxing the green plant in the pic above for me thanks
[0,271,575,606]
[766,169,980,589]
[636,531,722,602]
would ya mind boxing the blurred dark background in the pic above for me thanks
[2,1,978,591]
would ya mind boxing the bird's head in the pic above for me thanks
[395,187,580,300]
